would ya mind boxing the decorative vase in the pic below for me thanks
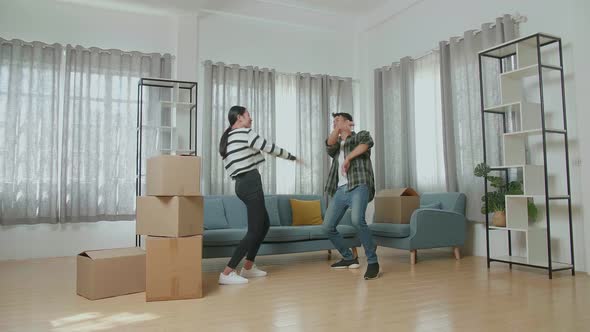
[492,211,506,227]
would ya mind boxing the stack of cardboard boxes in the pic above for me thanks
[136,155,204,302]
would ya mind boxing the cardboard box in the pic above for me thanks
[136,196,204,237]
[146,235,203,302]
[146,155,201,196]
[374,188,420,224]
[77,247,146,300]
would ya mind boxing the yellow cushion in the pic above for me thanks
[290,199,323,226]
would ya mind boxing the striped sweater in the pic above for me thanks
[223,128,295,178]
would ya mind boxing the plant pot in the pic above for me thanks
[492,211,506,227]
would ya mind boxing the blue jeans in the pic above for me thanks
[323,184,378,264]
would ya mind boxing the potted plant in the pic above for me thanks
[474,163,538,227]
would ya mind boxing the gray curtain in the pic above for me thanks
[61,45,172,222]
[439,15,519,221]
[0,39,63,225]
[295,74,353,195]
[374,57,416,191]
[202,61,276,195]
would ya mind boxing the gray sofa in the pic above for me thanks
[368,192,467,264]
[202,195,361,258]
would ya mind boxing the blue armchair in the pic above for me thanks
[369,192,467,264]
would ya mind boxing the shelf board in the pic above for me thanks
[491,255,572,271]
[160,101,196,107]
[159,149,196,154]
[484,101,522,113]
[505,195,570,200]
[489,226,528,232]
[139,77,197,89]
[501,64,562,80]
[479,33,561,58]
[504,129,566,137]
[489,165,528,170]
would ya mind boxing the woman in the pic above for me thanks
[218,105,298,285]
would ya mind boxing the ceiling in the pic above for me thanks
[56,0,423,31]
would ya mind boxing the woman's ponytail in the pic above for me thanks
[219,126,233,158]
[218,105,247,158]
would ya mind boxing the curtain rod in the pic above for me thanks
[380,13,527,70]
[202,61,359,82]
[0,40,175,58]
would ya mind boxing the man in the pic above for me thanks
[323,112,379,280]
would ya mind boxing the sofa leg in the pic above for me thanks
[328,249,332,257]
[352,247,358,259]
[454,247,461,260]
[410,250,417,265]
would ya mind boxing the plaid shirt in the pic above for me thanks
[324,130,376,202]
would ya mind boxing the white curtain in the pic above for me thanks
[374,53,446,193]
[440,15,519,221]
[275,73,297,194]
[61,46,172,222]
[0,39,63,225]
[295,74,353,195]
[202,61,276,195]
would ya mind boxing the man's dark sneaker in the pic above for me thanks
[364,262,380,280]
[330,258,360,269]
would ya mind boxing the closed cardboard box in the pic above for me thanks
[77,247,146,300]
[147,155,201,196]
[146,235,203,302]
[374,188,420,224]
[136,196,203,237]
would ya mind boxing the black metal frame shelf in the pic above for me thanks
[478,33,574,279]
[135,77,198,247]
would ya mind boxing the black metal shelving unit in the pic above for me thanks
[135,78,198,247]
[478,33,574,279]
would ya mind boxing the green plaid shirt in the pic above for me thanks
[324,130,376,202]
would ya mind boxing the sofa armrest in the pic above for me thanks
[408,208,466,249]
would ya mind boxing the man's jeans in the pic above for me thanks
[323,184,378,264]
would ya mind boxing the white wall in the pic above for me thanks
[0,1,353,260]
[358,0,589,271]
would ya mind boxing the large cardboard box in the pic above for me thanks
[374,188,420,224]
[146,155,201,196]
[146,235,203,302]
[77,247,146,300]
[136,196,203,237]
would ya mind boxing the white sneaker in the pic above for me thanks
[218,271,249,285]
[240,264,268,278]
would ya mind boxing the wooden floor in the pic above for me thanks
[1,247,589,332]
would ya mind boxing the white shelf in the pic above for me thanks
[492,255,572,270]
[504,129,566,137]
[160,101,196,107]
[485,102,542,132]
[491,166,545,196]
[501,64,543,80]
[489,226,528,232]
[479,33,560,57]
[140,125,174,129]
[484,101,521,112]
[159,149,195,154]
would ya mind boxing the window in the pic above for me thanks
[413,52,446,192]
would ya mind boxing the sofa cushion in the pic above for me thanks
[265,196,281,226]
[421,201,442,210]
[369,223,411,238]
[263,226,310,242]
[290,199,323,226]
[308,225,357,240]
[276,195,325,226]
[204,197,229,230]
[203,229,246,246]
[222,196,248,228]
